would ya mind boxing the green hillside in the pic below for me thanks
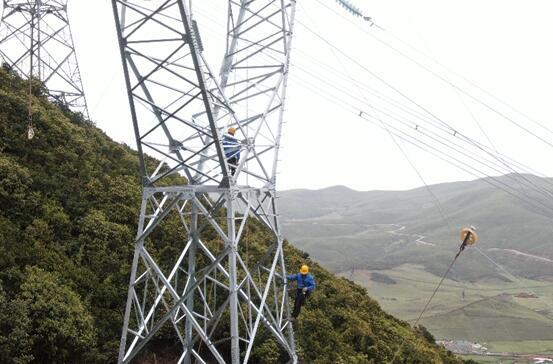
[279,179,553,281]
[279,184,553,359]
[0,66,466,363]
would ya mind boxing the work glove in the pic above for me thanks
[302,287,308,295]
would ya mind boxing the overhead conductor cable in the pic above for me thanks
[389,227,478,363]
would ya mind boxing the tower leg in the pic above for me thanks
[118,198,147,364]
[227,193,240,364]
[184,202,198,364]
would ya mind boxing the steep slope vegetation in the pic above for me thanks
[0,66,464,363]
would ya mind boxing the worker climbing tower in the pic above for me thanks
[112,0,297,363]
[0,0,89,117]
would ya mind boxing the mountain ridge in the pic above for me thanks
[279,173,553,280]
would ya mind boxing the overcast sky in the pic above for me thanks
[3,0,552,191]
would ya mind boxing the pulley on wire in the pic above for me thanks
[389,226,479,363]
[458,226,478,254]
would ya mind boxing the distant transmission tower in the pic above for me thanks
[0,0,89,117]
[112,0,297,363]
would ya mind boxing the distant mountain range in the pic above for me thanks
[278,175,553,281]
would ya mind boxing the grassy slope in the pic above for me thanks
[344,265,553,355]
[0,67,464,363]
[281,182,553,352]
[279,179,553,280]
[420,294,553,342]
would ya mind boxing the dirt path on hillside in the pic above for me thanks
[285,221,436,247]
[488,248,553,264]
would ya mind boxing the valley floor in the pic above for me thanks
[338,264,553,361]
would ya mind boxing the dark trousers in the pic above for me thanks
[227,156,238,176]
[292,289,310,318]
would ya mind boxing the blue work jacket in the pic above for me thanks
[222,133,240,159]
[287,273,316,293]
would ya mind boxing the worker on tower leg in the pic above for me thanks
[223,127,240,176]
[287,264,316,321]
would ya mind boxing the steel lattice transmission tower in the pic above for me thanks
[0,0,89,117]
[112,0,297,363]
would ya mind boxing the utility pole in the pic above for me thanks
[112,0,297,362]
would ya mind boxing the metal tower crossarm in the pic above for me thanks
[0,0,89,117]
[112,0,297,363]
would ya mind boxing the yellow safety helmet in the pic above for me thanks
[300,265,309,274]
[228,127,237,135]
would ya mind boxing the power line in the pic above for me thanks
[283,61,553,207]
[289,57,553,215]
[314,0,553,148]
[288,42,553,190]
[197,7,553,197]
[285,12,553,205]
[299,1,456,235]
[196,6,553,218]
[389,230,477,363]
[380,22,553,138]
